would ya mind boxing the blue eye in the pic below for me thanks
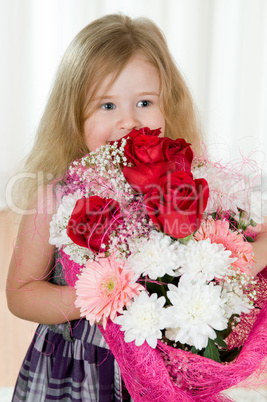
[101,102,116,110]
[137,100,151,107]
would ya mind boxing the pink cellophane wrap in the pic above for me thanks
[59,250,267,400]
[56,249,83,287]
[99,302,267,402]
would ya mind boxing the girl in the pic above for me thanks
[6,13,267,402]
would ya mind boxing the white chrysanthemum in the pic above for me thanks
[177,239,236,281]
[166,282,228,350]
[49,192,83,247]
[127,231,180,280]
[115,292,168,348]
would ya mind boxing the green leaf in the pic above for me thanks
[145,281,164,297]
[250,219,257,227]
[204,339,221,362]
[210,212,217,220]
[214,332,227,349]
[190,346,200,355]
[245,236,255,243]
[178,234,193,245]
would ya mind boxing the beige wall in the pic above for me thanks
[0,210,37,387]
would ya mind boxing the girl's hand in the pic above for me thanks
[6,186,81,325]
[250,217,267,277]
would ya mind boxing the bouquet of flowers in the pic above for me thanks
[49,128,267,401]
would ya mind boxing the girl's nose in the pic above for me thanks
[117,108,141,131]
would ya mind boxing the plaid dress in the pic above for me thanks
[12,257,132,402]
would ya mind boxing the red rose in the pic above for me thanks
[110,127,161,148]
[124,135,166,165]
[137,127,162,136]
[164,138,193,172]
[144,171,209,238]
[67,196,122,253]
[122,132,193,194]
[123,134,193,166]
[129,127,162,138]
[123,161,176,194]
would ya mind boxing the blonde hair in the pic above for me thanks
[18,13,201,208]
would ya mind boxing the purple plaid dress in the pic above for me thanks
[12,256,132,402]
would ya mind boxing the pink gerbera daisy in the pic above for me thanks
[75,255,144,329]
[194,218,255,275]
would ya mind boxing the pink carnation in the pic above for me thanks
[75,255,144,329]
[194,218,255,275]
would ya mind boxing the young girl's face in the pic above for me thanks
[84,54,165,151]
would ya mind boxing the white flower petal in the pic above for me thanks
[115,291,168,348]
[127,231,180,279]
[177,239,236,281]
[166,281,228,349]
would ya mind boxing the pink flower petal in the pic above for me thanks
[75,255,144,328]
